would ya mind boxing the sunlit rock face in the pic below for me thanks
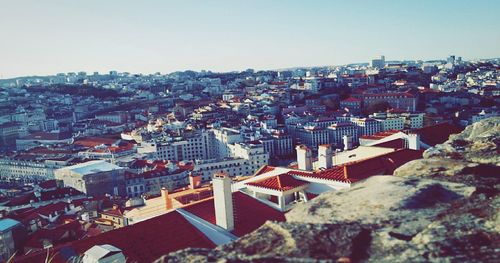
[156,118,500,263]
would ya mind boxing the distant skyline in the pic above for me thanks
[1,0,499,78]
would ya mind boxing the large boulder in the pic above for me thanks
[422,117,499,165]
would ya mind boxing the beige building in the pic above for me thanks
[55,160,126,197]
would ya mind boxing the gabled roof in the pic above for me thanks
[24,220,84,249]
[254,165,276,176]
[6,187,83,207]
[183,192,286,237]
[15,211,215,263]
[246,174,308,191]
[291,148,423,183]
[290,167,350,183]
[39,180,58,189]
[101,207,124,217]
[371,138,406,149]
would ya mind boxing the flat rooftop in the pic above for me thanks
[59,160,123,175]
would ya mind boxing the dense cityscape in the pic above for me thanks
[0,55,498,262]
[1,0,500,261]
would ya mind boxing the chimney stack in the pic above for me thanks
[161,187,173,210]
[212,171,234,231]
[343,135,353,151]
[407,133,420,150]
[189,172,202,189]
[318,144,333,169]
[296,145,313,171]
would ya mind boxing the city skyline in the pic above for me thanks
[1,0,500,78]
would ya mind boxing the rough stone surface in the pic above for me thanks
[156,118,500,263]
[395,117,500,196]
[422,116,500,165]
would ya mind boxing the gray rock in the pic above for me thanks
[287,176,474,228]
[423,117,500,165]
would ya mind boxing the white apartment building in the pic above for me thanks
[376,117,405,131]
[143,130,216,161]
[272,133,293,156]
[0,156,74,181]
[371,112,424,129]
[351,118,382,136]
[212,127,243,158]
[295,126,330,149]
[193,143,269,182]
[327,123,358,147]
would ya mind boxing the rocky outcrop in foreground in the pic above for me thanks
[157,117,500,263]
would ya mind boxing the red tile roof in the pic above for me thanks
[254,165,276,176]
[101,207,124,217]
[15,211,215,263]
[371,138,406,149]
[6,188,83,207]
[290,148,423,183]
[344,149,423,182]
[183,192,286,237]
[291,167,350,183]
[360,130,401,140]
[73,137,119,148]
[38,180,58,189]
[24,220,84,250]
[247,174,308,191]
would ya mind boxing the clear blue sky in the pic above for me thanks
[1,0,499,78]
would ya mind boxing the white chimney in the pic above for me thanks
[212,171,234,231]
[295,145,312,171]
[318,144,333,169]
[407,133,420,150]
[343,135,353,151]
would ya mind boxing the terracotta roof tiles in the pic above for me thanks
[183,192,286,237]
[246,174,308,191]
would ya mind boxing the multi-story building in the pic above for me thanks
[0,155,77,181]
[371,55,386,68]
[376,117,405,131]
[15,131,73,151]
[351,118,382,136]
[402,113,425,129]
[0,122,25,150]
[260,115,278,129]
[371,112,417,131]
[193,142,268,182]
[271,133,293,157]
[125,172,146,198]
[55,160,126,197]
[295,126,330,149]
[143,165,190,194]
[363,92,417,112]
[327,122,358,147]
[95,111,129,124]
[146,130,215,161]
[212,127,243,158]
[0,219,27,261]
[340,97,362,114]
